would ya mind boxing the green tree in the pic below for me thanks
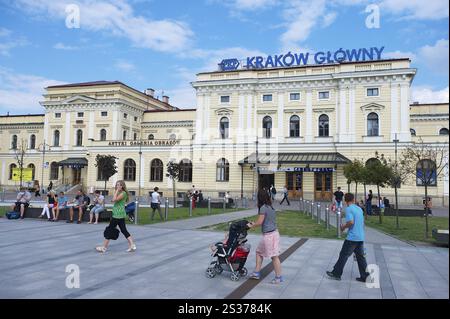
[365,152,393,224]
[166,161,181,208]
[94,155,118,192]
[400,139,448,238]
[14,139,27,188]
[343,159,365,200]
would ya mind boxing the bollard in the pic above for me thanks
[164,197,169,221]
[244,196,248,208]
[325,205,330,230]
[337,209,341,238]
[235,197,238,210]
[189,197,192,217]
[311,201,314,219]
[207,197,211,215]
[1,188,4,202]
[317,203,321,224]
[134,199,139,225]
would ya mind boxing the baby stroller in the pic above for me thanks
[205,220,251,281]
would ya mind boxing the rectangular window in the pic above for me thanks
[289,93,300,101]
[220,96,230,103]
[262,94,272,102]
[77,112,84,118]
[367,88,379,96]
[134,116,138,122]
[124,113,128,119]
[55,113,61,118]
[101,111,108,117]
[318,91,330,100]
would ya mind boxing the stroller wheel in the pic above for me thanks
[205,268,216,278]
[214,264,223,274]
[239,267,248,277]
[230,272,240,282]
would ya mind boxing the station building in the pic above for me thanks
[0,58,448,206]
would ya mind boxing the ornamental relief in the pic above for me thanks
[360,102,385,112]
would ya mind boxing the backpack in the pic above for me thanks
[84,195,91,206]
[6,211,20,220]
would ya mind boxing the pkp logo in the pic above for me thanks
[219,59,240,71]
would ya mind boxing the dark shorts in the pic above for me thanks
[151,203,160,209]
[15,202,29,208]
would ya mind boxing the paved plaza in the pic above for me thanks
[0,211,448,299]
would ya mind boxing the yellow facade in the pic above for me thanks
[0,61,448,206]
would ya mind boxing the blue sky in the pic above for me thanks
[0,0,448,114]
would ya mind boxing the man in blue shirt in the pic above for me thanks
[326,192,370,282]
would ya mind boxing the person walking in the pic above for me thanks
[366,190,373,215]
[270,185,276,200]
[326,193,370,282]
[34,181,41,197]
[280,186,290,206]
[150,187,163,220]
[257,187,267,213]
[96,180,136,253]
[47,181,53,193]
[333,187,344,211]
[248,193,283,284]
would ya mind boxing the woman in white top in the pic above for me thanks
[150,187,163,220]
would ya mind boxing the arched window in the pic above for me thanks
[318,114,329,137]
[219,117,229,139]
[416,159,437,186]
[439,128,449,135]
[53,130,60,147]
[28,163,35,181]
[410,128,416,136]
[11,135,18,149]
[150,159,164,182]
[100,129,107,141]
[216,158,230,182]
[123,159,136,181]
[30,134,36,149]
[50,162,59,180]
[9,163,17,180]
[148,134,154,140]
[289,115,300,137]
[263,116,272,138]
[169,134,176,140]
[123,130,127,141]
[179,159,193,182]
[76,129,83,146]
[367,112,379,136]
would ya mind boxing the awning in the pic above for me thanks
[58,158,88,168]
[238,152,351,165]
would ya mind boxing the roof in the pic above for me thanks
[144,108,196,113]
[239,152,351,165]
[0,113,44,118]
[58,158,88,167]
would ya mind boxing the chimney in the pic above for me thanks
[162,95,169,104]
[144,88,155,97]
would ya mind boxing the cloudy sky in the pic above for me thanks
[0,0,448,114]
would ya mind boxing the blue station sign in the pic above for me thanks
[218,46,385,71]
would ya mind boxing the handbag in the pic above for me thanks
[104,226,120,240]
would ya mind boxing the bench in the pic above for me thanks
[19,206,112,222]
[181,200,234,209]
[432,229,449,245]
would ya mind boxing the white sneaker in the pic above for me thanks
[126,244,137,252]
[95,246,107,253]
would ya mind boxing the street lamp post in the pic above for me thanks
[39,140,50,194]
[255,136,259,198]
[137,140,142,225]
[393,133,400,229]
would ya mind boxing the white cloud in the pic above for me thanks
[380,0,449,20]
[411,86,449,104]
[0,67,66,114]
[0,28,28,56]
[418,39,449,75]
[53,42,79,50]
[12,0,194,52]
[114,60,136,72]
[232,0,278,10]
[166,86,197,109]
[0,28,12,37]
[384,50,417,61]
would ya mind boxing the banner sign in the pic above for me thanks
[12,168,33,182]
[108,140,180,147]
[219,47,385,71]
[256,167,336,172]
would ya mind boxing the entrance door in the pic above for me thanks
[72,168,81,185]
[286,172,303,198]
[314,172,332,201]
[258,173,274,190]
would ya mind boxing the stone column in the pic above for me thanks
[277,92,285,143]
[399,83,411,142]
[64,112,71,150]
[305,89,313,143]
[195,94,204,144]
[390,82,399,141]
[339,85,348,142]
[112,110,119,140]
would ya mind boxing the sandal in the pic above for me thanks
[270,276,284,284]
[249,272,260,280]
[95,246,107,253]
